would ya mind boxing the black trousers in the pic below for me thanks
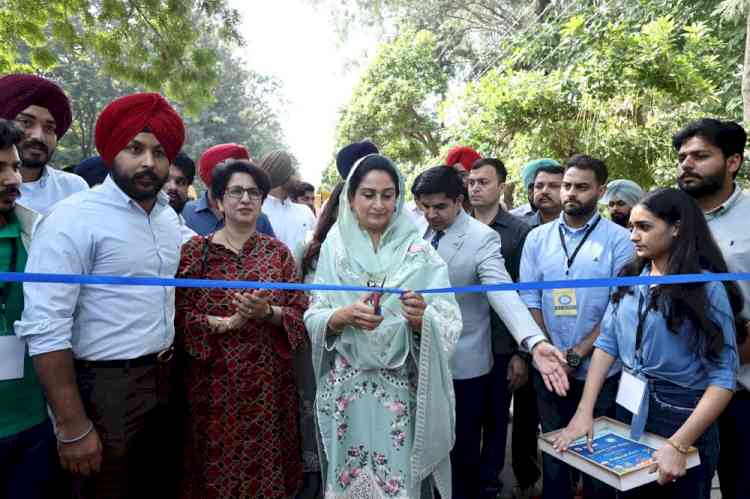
[718,389,750,499]
[452,374,491,499]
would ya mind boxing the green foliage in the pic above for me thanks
[332,30,448,184]
[446,8,733,188]
[45,47,286,170]
[0,0,242,114]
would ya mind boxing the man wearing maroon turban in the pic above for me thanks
[182,143,275,236]
[0,73,88,215]
[16,92,186,499]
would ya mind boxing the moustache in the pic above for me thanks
[21,140,49,154]
[133,171,160,183]
[0,187,20,197]
[679,172,702,181]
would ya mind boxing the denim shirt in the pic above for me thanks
[595,271,738,393]
[519,213,634,379]
[182,191,275,237]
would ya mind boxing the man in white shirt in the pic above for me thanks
[0,73,88,214]
[259,150,315,253]
[674,118,750,499]
[15,92,185,499]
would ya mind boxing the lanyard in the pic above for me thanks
[558,216,601,275]
[634,290,651,367]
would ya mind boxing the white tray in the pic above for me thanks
[538,416,700,491]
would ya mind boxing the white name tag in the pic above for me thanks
[0,335,25,381]
[616,370,646,415]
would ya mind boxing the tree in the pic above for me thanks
[0,0,242,113]
[714,0,750,123]
[333,30,447,171]
[44,46,286,170]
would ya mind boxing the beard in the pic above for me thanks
[110,162,168,202]
[677,170,725,199]
[168,195,186,214]
[563,197,598,218]
[18,139,51,168]
[611,211,630,227]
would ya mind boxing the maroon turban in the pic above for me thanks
[95,93,185,167]
[445,146,481,171]
[0,73,72,138]
[198,144,250,186]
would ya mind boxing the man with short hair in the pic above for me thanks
[16,92,186,499]
[510,158,560,223]
[414,165,568,499]
[0,119,56,499]
[290,181,316,215]
[467,158,540,498]
[165,152,195,214]
[182,143,274,237]
[259,150,315,252]
[0,73,88,214]
[529,162,564,227]
[600,179,644,227]
[674,118,750,499]
[519,154,633,499]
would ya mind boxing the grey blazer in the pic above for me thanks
[425,209,543,379]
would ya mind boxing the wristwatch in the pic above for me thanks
[566,349,582,368]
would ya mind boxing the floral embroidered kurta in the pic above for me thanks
[176,233,307,499]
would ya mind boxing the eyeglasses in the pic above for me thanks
[225,186,263,201]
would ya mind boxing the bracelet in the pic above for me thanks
[56,420,94,444]
[263,304,275,321]
[666,439,689,455]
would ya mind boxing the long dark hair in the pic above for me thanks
[302,181,345,276]
[612,188,745,356]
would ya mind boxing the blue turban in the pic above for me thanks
[601,179,644,206]
[521,158,560,188]
[336,141,379,179]
[74,156,108,187]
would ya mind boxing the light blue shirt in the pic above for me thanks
[519,213,634,379]
[595,270,738,392]
[15,176,182,360]
[20,165,88,215]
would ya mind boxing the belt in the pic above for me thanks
[74,347,174,369]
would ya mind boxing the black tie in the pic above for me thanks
[431,230,445,250]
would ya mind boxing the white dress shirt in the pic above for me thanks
[262,194,315,252]
[704,185,750,389]
[15,176,182,360]
[20,165,88,215]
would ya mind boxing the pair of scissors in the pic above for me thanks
[368,276,387,316]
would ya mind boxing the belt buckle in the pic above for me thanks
[156,347,174,363]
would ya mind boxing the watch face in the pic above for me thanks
[566,351,581,368]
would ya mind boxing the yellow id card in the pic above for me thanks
[552,288,577,316]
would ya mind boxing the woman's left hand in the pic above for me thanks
[233,290,272,320]
[649,443,687,485]
[400,290,426,331]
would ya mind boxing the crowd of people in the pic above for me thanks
[0,72,748,499]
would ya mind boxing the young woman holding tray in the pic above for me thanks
[553,188,744,499]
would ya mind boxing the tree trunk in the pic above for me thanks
[743,8,750,124]
[535,0,552,17]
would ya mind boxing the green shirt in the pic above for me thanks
[0,213,46,438]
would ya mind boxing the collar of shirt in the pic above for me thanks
[194,191,211,213]
[705,183,743,220]
[558,211,601,234]
[101,175,169,213]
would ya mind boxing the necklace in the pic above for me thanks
[221,229,248,254]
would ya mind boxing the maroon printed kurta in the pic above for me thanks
[175,233,307,499]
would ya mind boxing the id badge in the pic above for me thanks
[0,335,25,381]
[552,288,577,316]
[616,370,647,415]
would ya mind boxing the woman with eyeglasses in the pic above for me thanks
[305,155,462,498]
[553,188,743,499]
[175,159,308,498]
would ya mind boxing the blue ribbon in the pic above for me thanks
[1,271,749,294]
